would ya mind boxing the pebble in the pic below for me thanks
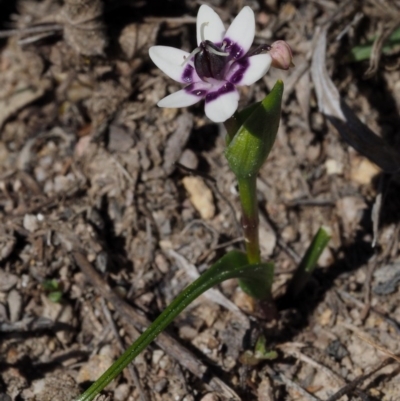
[182,176,215,220]
[179,149,198,170]
[0,271,18,292]
[200,393,219,401]
[77,353,114,383]
[7,289,22,322]
[350,155,380,185]
[114,383,130,401]
[23,214,39,232]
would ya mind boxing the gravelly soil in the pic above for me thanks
[1,1,400,401]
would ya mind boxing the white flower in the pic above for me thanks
[149,5,272,123]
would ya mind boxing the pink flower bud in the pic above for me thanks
[269,40,294,70]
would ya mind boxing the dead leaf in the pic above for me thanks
[0,85,46,130]
[311,28,400,174]
[119,23,159,59]
[61,0,107,56]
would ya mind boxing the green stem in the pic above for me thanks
[237,175,260,265]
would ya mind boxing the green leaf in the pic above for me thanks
[225,80,283,178]
[75,251,274,401]
[224,102,260,146]
[239,334,278,366]
[48,291,63,303]
[287,226,331,298]
[239,261,274,300]
[42,279,59,291]
[349,27,400,62]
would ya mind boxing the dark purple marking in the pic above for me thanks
[194,40,229,81]
[184,83,207,97]
[248,44,272,57]
[181,64,195,83]
[223,38,244,59]
[205,82,235,103]
[228,58,249,85]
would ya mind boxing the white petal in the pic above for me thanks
[204,83,239,122]
[149,46,200,84]
[223,6,255,59]
[196,5,226,45]
[227,54,272,86]
[158,82,211,108]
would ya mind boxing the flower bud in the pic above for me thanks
[269,40,294,70]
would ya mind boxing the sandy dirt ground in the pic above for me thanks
[1,1,400,400]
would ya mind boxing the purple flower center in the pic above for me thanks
[194,40,229,81]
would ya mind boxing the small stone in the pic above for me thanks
[350,155,380,185]
[154,378,168,393]
[7,289,22,322]
[0,304,7,321]
[179,325,198,341]
[23,214,39,232]
[54,174,74,193]
[152,350,164,366]
[155,253,169,274]
[325,159,344,175]
[0,238,16,262]
[257,377,274,401]
[158,354,172,370]
[108,125,135,153]
[114,383,130,401]
[182,176,215,220]
[318,246,334,268]
[281,225,297,243]
[318,308,332,326]
[232,289,256,313]
[336,196,366,227]
[77,354,114,383]
[259,226,276,256]
[200,393,219,401]
[326,340,348,361]
[306,143,321,162]
[41,295,76,344]
[0,271,18,291]
[179,149,198,170]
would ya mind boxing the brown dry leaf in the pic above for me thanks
[61,0,107,56]
[311,28,400,174]
[0,85,47,129]
[119,23,159,59]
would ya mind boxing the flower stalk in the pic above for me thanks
[237,175,260,265]
[223,81,283,299]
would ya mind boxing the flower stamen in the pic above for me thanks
[206,44,229,57]
[200,21,209,43]
[180,47,201,66]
